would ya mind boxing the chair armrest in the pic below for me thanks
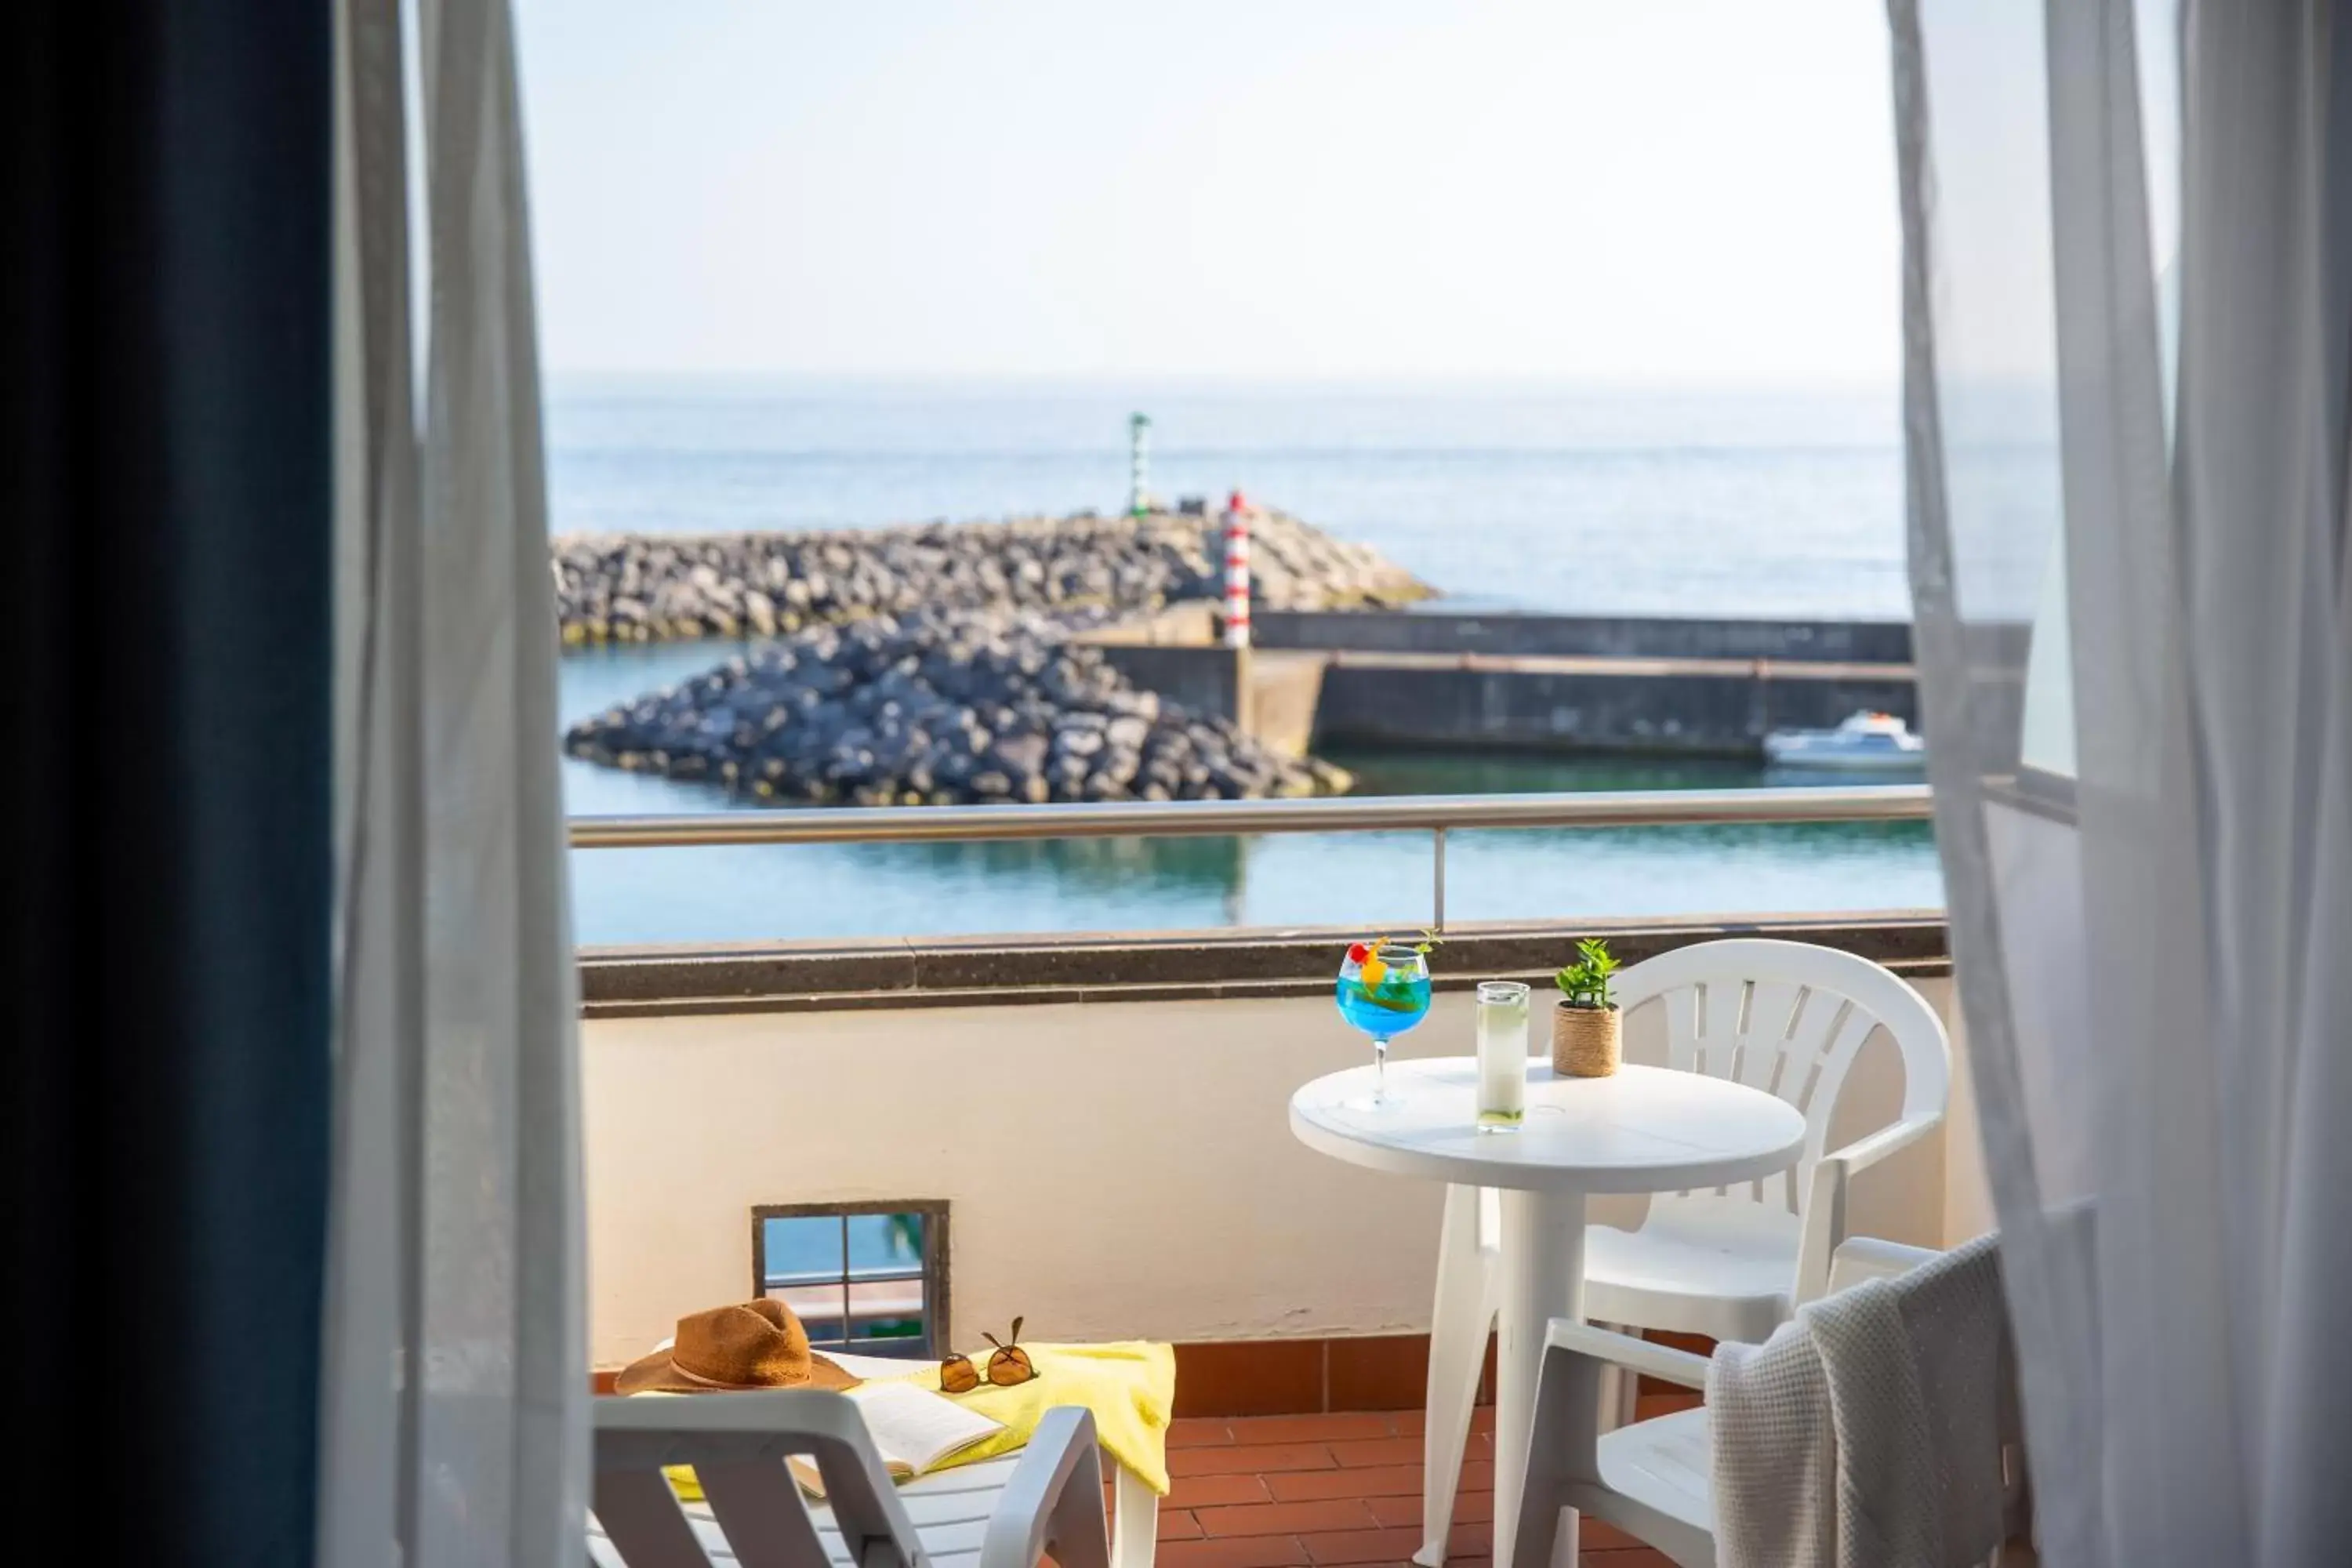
[1543,1319,1709,1391]
[1794,1116,1942,1305]
[980,1406,1109,1568]
[1826,1236,1940,1294]
[1824,1115,1940,1176]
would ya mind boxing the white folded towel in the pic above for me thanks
[1707,1233,2010,1568]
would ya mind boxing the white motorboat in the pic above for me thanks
[1763,710,1926,771]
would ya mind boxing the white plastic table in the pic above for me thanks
[1289,1056,1806,1568]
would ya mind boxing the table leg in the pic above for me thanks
[1415,1185,1498,1568]
[1492,1188,1586,1568]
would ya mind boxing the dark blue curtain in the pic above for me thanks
[1,4,332,1562]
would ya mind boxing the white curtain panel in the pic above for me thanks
[1889,0,2352,1563]
[321,0,587,1564]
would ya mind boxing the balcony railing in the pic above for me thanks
[566,784,1933,931]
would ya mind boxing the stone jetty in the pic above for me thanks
[551,508,1428,644]
[564,610,1354,806]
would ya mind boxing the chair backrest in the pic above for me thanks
[592,1390,924,1568]
[1615,938,1950,1213]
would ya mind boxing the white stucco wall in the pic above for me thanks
[583,976,1965,1368]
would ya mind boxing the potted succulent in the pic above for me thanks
[1551,937,1621,1077]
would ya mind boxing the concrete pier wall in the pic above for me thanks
[1254,609,1914,665]
[1088,612,1921,759]
[1090,643,1243,725]
[1311,660,1917,755]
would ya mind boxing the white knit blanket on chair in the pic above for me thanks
[1705,1233,2010,1568]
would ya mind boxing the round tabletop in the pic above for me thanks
[1289,1057,1808,1195]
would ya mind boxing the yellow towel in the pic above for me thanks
[899,1341,1175,1496]
[662,1340,1175,1503]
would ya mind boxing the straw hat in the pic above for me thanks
[615,1298,860,1395]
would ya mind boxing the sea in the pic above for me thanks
[550,379,1942,946]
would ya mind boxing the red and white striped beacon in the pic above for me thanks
[1221,489,1252,649]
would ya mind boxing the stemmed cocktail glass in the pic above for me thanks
[1335,940,1432,1109]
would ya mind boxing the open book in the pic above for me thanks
[789,1380,1004,1497]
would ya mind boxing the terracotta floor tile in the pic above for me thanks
[1293,1522,1484,1564]
[1326,1437,1424,1468]
[1634,1391,1703,1421]
[1169,1473,1276,1510]
[1479,1520,1655,1558]
[1152,1377,1679,1568]
[1367,1491,1490,1530]
[1366,1502,1642,1553]
[1177,1341,1327,1419]
[1269,1459,1495,1504]
[1157,1537,1314,1568]
[1160,1512,1205,1542]
[1171,1417,1238,1448]
[1265,1465,1423,1502]
[1192,1500,1378,1539]
[1445,1521,1491,1556]
[1170,1442,1338,1478]
[1227,1413,1398,1445]
[1298,1526,1424,1565]
[1365,1403,1486,1443]
[1575,1519,1645,1552]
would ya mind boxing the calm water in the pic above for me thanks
[551,381,1941,944]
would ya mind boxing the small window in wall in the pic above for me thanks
[753,1201,947,1359]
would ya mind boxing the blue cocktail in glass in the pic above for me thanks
[1336,942,1432,1109]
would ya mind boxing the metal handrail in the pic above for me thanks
[567,784,1934,931]
[564,784,1932,849]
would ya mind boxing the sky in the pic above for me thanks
[514,1,1901,385]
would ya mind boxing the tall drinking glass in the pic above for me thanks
[1475,981,1530,1131]
[1335,942,1432,1109]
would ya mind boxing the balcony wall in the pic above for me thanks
[581,918,1984,1373]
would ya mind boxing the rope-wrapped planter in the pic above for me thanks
[1551,1004,1621,1077]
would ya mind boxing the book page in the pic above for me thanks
[851,1381,1004,1473]
[789,1381,1004,1496]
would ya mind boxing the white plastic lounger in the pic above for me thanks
[590,1392,1158,1568]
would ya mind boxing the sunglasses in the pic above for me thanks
[939,1317,1036,1393]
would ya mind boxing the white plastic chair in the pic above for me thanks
[589,1392,1160,1568]
[1418,940,1951,1564]
[1506,1238,2027,1566]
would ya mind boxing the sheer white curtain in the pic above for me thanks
[322,0,587,1563]
[1889,0,2352,1562]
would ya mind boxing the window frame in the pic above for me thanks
[750,1199,950,1358]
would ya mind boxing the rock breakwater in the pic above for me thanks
[552,509,1428,644]
[564,611,1352,806]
